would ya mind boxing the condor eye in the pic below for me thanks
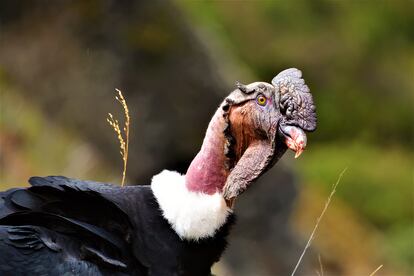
[256,95,267,106]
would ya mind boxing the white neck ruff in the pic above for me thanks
[151,170,231,240]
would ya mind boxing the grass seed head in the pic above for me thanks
[107,88,130,187]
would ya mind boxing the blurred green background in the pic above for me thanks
[0,1,413,275]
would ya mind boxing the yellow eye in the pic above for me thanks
[256,95,267,106]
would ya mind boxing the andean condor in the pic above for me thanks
[0,68,317,275]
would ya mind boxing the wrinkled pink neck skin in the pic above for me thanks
[185,109,229,194]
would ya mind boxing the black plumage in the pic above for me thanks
[0,176,234,276]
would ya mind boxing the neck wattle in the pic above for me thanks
[185,108,230,195]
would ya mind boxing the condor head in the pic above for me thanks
[222,68,317,202]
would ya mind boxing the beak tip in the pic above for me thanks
[294,148,304,159]
[282,126,307,159]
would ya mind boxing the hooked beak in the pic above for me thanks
[280,125,307,158]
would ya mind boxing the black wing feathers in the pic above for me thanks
[0,177,145,275]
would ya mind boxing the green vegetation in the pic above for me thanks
[297,143,413,267]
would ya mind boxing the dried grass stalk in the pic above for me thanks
[368,264,383,276]
[290,168,347,276]
[106,88,130,186]
[316,254,324,276]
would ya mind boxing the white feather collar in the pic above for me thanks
[151,170,231,240]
